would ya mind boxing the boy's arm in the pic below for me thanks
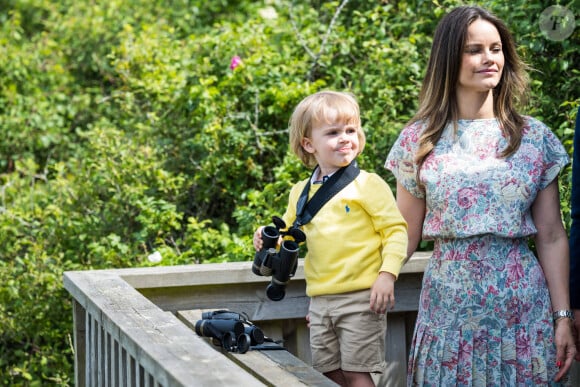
[367,174,408,278]
[364,174,407,313]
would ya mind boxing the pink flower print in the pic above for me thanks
[457,187,477,209]
[444,249,462,261]
[458,338,473,364]
[464,240,479,256]
[521,123,530,134]
[506,258,524,289]
[428,209,445,233]
[516,329,532,359]
[441,351,458,372]
[506,297,522,326]
[229,55,242,70]
[486,284,499,296]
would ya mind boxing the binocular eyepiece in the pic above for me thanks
[252,216,306,301]
[194,310,264,354]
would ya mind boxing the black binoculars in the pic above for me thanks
[195,310,264,354]
[252,216,306,301]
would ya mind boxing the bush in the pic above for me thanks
[0,0,578,383]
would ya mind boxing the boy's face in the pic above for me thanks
[300,117,360,175]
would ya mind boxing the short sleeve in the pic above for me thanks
[384,122,425,198]
[528,118,570,189]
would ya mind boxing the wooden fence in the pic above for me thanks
[63,252,579,386]
[63,253,431,386]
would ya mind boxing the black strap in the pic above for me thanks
[293,160,360,227]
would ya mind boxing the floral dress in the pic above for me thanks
[385,118,569,386]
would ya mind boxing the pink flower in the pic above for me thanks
[229,55,242,70]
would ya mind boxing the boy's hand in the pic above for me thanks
[253,227,264,251]
[370,271,396,314]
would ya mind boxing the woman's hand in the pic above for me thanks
[554,317,577,382]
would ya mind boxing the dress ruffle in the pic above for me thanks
[408,321,558,386]
[407,236,562,386]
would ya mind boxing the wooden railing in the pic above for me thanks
[63,253,430,386]
[63,252,579,386]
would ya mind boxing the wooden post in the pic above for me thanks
[72,299,86,387]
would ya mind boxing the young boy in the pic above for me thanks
[253,91,408,386]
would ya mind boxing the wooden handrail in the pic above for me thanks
[64,254,430,386]
[66,250,580,386]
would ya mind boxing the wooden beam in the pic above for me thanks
[177,310,338,387]
[63,271,265,386]
[113,255,430,290]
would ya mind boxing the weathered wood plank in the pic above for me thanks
[569,362,580,386]
[72,300,86,387]
[377,313,407,387]
[64,271,265,386]
[138,281,310,319]
[136,270,423,318]
[177,309,337,387]
[294,319,312,365]
[115,256,430,289]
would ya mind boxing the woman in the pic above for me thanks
[385,6,576,385]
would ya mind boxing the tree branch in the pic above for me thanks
[290,0,350,81]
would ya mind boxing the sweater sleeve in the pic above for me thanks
[363,173,409,278]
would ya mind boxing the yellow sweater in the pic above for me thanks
[282,169,408,297]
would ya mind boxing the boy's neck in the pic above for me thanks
[315,167,339,182]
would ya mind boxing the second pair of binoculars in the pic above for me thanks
[194,310,264,354]
[252,216,306,301]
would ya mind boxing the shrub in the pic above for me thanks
[0,0,577,383]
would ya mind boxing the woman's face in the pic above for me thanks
[458,19,505,94]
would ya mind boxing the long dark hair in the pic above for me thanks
[413,6,529,187]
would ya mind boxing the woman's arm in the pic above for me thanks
[531,178,576,380]
[396,182,426,258]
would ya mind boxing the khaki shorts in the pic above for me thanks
[309,289,386,374]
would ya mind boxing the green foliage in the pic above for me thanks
[0,0,578,383]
